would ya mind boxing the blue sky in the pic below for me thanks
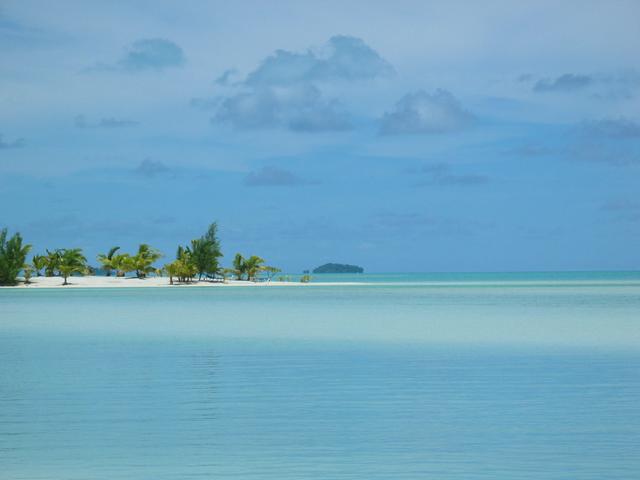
[1,0,639,272]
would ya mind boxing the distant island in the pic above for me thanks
[312,263,364,274]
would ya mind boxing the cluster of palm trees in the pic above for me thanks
[30,244,162,284]
[96,244,162,278]
[227,253,281,282]
[0,233,90,287]
[163,223,223,285]
[31,248,88,285]
[0,224,282,287]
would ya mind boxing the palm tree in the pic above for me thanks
[244,255,265,282]
[44,249,61,277]
[57,248,87,286]
[111,253,134,277]
[0,228,32,286]
[185,223,223,280]
[132,244,162,278]
[96,246,120,276]
[232,253,246,280]
[176,247,197,283]
[164,247,197,285]
[32,254,47,276]
[164,262,178,285]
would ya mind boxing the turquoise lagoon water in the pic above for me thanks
[1,273,640,479]
[297,270,640,284]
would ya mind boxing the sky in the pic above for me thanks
[1,0,639,273]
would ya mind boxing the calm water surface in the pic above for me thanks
[1,274,639,479]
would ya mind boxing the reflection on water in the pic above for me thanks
[1,334,639,479]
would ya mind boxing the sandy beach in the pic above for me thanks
[5,276,361,288]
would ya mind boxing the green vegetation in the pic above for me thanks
[23,265,35,284]
[0,221,279,287]
[244,255,265,282]
[164,246,198,284]
[32,254,47,276]
[300,274,312,283]
[96,246,120,276]
[164,261,178,285]
[0,229,32,286]
[228,253,279,281]
[163,223,223,284]
[112,253,134,277]
[57,248,88,285]
[312,263,364,274]
[131,244,162,278]
[44,249,61,276]
[99,245,163,278]
[232,253,246,280]
[187,223,222,280]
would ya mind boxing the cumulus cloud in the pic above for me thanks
[531,71,640,98]
[580,118,640,139]
[134,159,170,177]
[75,114,138,128]
[246,35,394,87]
[119,38,184,71]
[380,90,474,135]
[244,166,312,186]
[595,70,640,99]
[0,134,25,149]
[407,163,488,186]
[533,74,593,93]
[209,35,391,132]
[214,83,351,132]
[215,68,238,86]
[88,38,185,72]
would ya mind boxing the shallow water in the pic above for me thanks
[1,274,639,479]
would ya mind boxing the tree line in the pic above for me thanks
[0,223,281,286]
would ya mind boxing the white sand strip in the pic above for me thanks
[3,276,363,288]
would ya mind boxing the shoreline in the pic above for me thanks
[3,275,364,289]
[3,275,640,290]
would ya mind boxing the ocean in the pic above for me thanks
[1,272,639,479]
